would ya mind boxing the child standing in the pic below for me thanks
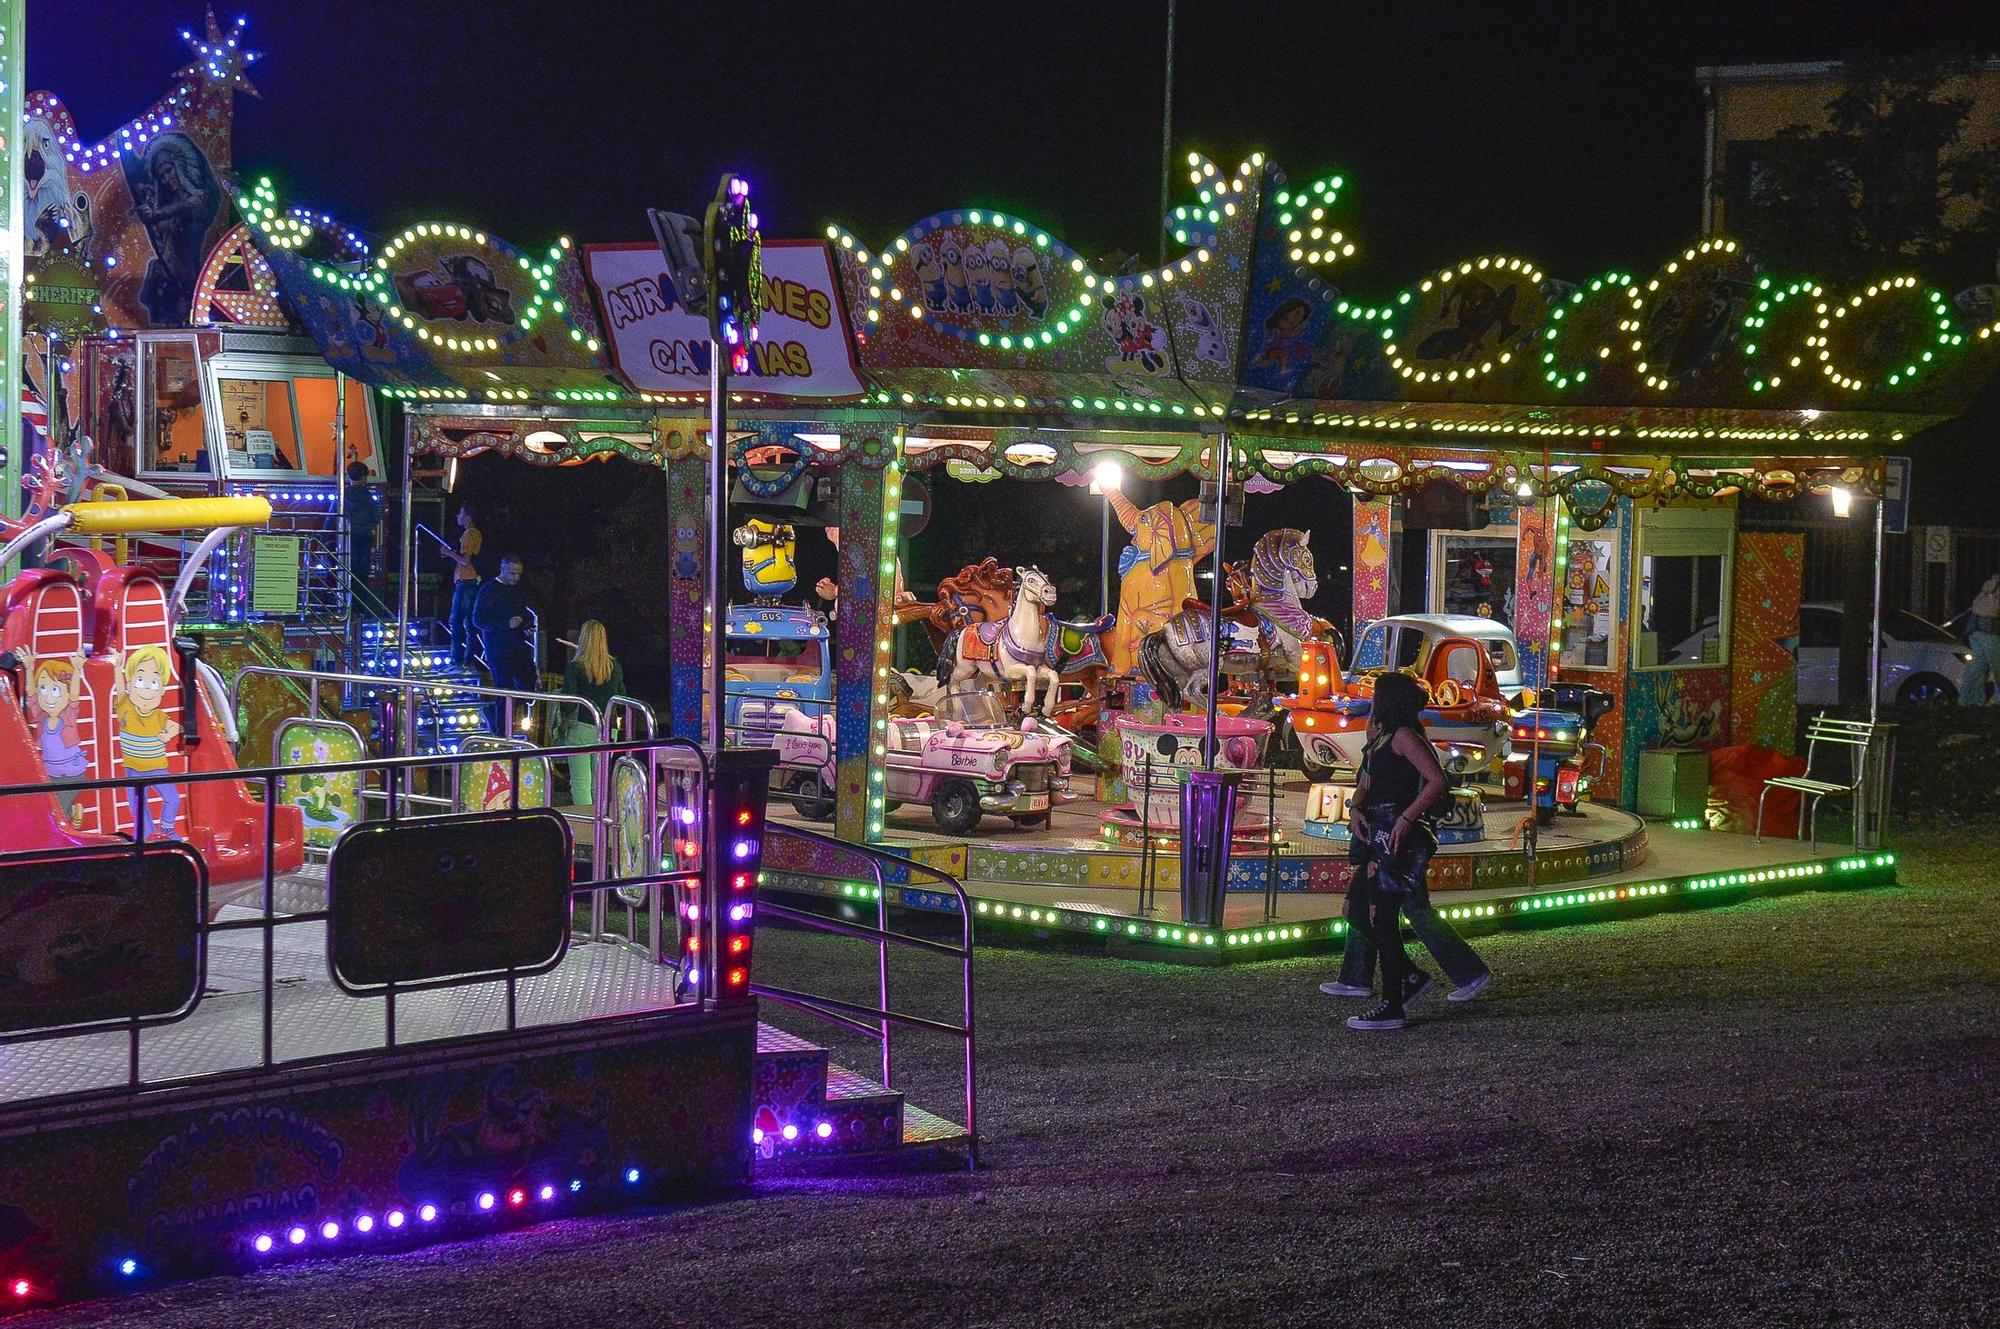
[31,653,90,824]
[113,645,183,840]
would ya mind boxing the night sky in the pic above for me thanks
[29,2,2000,285]
[27,3,2000,680]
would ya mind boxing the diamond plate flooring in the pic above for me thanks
[0,916,690,1108]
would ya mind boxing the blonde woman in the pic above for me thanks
[560,620,624,806]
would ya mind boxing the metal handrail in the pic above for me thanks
[755,821,978,1169]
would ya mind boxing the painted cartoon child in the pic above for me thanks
[113,645,183,839]
[31,653,90,823]
[942,242,971,312]
[1253,298,1313,376]
[964,244,995,312]
[986,240,1017,313]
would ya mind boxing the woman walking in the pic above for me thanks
[1337,671,1491,1031]
[560,620,624,807]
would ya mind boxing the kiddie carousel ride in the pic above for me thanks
[0,452,306,905]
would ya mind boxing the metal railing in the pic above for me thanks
[0,734,711,1120]
[753,824,978,1169]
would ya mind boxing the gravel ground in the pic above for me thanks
[29,825,1999,1329]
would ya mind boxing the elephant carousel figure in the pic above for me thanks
[1137,528,1339,711]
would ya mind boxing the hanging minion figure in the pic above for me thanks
[733,517,799,600]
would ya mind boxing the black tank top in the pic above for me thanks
[1361,726,1424,812]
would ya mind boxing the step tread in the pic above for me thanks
[824,1064,902,1105]
[755,1023,827,1056]
[901,1101,971,1147]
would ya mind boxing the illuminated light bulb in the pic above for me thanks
[625,1168,642,1184]
[254,1234,275,1253]
[386,1210,407,1229]
[508,1189,527,1207]
[288,1226,308,1245]
[816,1121,834,1139]
[539,1185,556,1201]
[477,1192,497,1211]
[321,1220,341,1240]
[781,1124,800,1141]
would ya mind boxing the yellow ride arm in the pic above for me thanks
[64,497,273,535]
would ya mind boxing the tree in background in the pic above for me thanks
[1728,53,2000,289]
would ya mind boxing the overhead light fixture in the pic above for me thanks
[1828,486,1853,518]
[1091,460,1124,495]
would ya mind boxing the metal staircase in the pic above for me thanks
[349,619,492,754]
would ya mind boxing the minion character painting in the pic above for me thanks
[732,517,799,599]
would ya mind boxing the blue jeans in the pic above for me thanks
[450,580,481,666]
[1339,821,1488,990]
[1962,631,2000,705]
[128,781,182,841]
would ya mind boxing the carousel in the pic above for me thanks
[212,145,1986,962]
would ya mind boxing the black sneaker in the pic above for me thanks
[1346,1000,1406,1031]
[1403,969,1434,1004]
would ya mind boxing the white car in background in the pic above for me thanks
[1796,603,1975,705]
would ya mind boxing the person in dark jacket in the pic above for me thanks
[343,462,380,591]
[474,554,537,730]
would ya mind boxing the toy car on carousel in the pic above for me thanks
[1503,680,1613,825]
[723,603,834,744]
[1281,632,1513,781]
[771,690,1075,834]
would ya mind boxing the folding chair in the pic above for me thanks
[1756,714,1875,852]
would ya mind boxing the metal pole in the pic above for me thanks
[1158,0,1177,266]
[707,351,728,753]
[396,416,413,680]
[1100,493,1111,618]
[1869,490,1885,725]
[1203,432,1229,769]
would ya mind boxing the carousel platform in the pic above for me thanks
[761,796,1899,964]
[771,781,1650,898]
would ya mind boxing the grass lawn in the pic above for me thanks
[34,824,1998,1328]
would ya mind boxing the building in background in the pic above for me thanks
[1697,59,2000,239]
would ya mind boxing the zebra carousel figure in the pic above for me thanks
[1137,528,1340,712]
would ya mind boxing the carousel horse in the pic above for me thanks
[935,565,1062,716]
[1137,528,1334,710]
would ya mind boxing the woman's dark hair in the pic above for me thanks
[1371,671,1427,735]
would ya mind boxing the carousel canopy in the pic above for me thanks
[240,152,1999,463]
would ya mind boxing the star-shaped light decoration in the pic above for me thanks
[178,9,260,98]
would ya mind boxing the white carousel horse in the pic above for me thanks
[1138,528,1332,710]
[935,565,1061,716]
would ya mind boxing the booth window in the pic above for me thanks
[207,365,373,480]
[215,375,303,474]
[139,338,207,475]
[1633,508,1733,670]
[1431,532,1518,626]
